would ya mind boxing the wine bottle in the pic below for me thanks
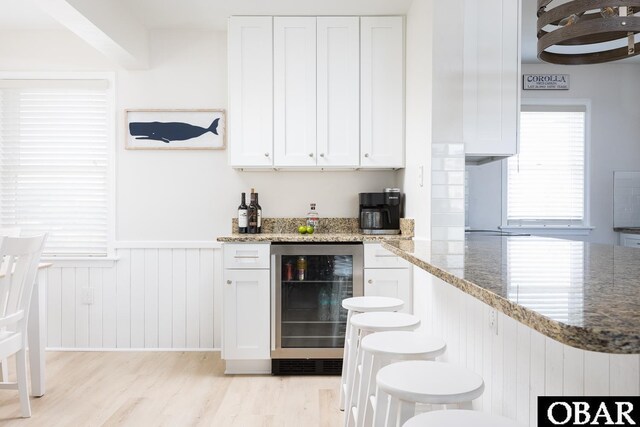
[255,192,262,233]
[248,188,258,234]
[237,192,248,234]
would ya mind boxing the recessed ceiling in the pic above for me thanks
[0,0,412,31]
[0,0,64,30]
[117,0,412,30]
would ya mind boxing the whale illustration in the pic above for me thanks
[129,118,220,143]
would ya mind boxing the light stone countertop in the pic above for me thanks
[614,227,640,235]
[217,233,412,243]
[382,235,640,354]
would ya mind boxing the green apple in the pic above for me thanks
[298,225,307,234]
[306,225,314,234]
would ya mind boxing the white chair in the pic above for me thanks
[345,312,421,427]
[340,296,405,411]
[0,227,20,383]
[374,360,485,427]
[355,331,447,427]
[0,234,47,418]
[403,409,522,427]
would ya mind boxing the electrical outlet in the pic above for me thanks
[81,287,94,305]
[489,309,498,335]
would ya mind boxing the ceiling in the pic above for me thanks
[2,0,638,63]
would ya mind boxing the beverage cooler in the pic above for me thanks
[271,244,363,374]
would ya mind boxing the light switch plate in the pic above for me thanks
[81,287,94,305]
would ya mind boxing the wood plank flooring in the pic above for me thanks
[0,352,343,426]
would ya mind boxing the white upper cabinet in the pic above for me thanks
[274,17,317,167]
[228,15,405,169]
[316,17,360,168]
[360,16,404,169]
[463,0,520,163]
[228,17,274,167]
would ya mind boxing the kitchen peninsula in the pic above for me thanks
[382,235,640,425]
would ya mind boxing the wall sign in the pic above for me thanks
[523,74,570,90]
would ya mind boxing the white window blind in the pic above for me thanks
[507,105,586,226]
[0,79,110,256]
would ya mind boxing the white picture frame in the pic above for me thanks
[125,109,226,150]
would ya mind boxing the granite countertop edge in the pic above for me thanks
[217,233,413,243]
[381,241,639,354]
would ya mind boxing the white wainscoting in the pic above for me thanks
[413,267,640,427]
[45,243,223,351]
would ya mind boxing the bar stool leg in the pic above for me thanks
[346,329,369,427]
[340,310,354,410]
[386,394,399,427]
[373,386,389,427]
[398,400,417,427]
[353,350,373,427]
[360,354,381,427]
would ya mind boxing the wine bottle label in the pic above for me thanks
[257,210,262,227]
[238,210,248,228]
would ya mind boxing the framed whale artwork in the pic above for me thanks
[125,109,226,150]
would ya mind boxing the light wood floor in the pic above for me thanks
[0,352,343,427]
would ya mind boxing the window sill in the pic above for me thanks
[500,225,594,236]
[41,256,120,268]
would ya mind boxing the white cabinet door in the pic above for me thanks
[360,16,404,169]
[463,0,520,158]
[274,17,317,167]
[223,269,270,360]
[364,268,412,313]
[228,17,274,167]
[316,17,360,168]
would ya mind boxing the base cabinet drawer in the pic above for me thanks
[364,268,412,313]
[223,243,270,269]
[364,243,411,269]
[622,235,640,248]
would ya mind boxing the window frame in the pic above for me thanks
[500,98,592,236]
[0,71,117,259]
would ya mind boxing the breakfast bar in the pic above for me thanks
[381,235,640,425]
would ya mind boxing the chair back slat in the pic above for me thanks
[0,235,47,335]
[0,228,21,316]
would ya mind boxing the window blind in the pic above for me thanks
[507,106,586,225]
[0,80,110,256]
[507,238,584,324]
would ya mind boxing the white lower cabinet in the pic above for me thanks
[363,243,412,313]
[222,243,271,374]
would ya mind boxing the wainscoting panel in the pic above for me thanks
[413,267,640,427]
[45,246,220,350]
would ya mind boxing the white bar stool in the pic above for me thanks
[403,409,522,427]
[354,331,446,427]
[340,297,405,411]
[374,360,485,427]
[345,312,421,427]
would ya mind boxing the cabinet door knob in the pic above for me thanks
[226,280,232,285]
[264,153,270,157]
[367,279,373,284]
[319,153,325,157]
[309,153,314,157]
[364,153,369,158]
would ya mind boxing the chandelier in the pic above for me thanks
[537,0,640,64]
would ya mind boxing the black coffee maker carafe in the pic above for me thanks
[359,188,402,235]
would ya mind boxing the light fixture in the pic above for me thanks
[537,0,640,64]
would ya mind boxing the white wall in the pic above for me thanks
[466,63,640,244]
[398,0,433,240]
[0,29,398,242]
[0,28,397,349]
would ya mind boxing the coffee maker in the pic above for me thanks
[359,188,403,235]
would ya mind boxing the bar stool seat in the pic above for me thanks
[403,409,522,427]
[353,331,446,427]
[342,296,404,312]
[375,361,484,426]
[339,296,404,411]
